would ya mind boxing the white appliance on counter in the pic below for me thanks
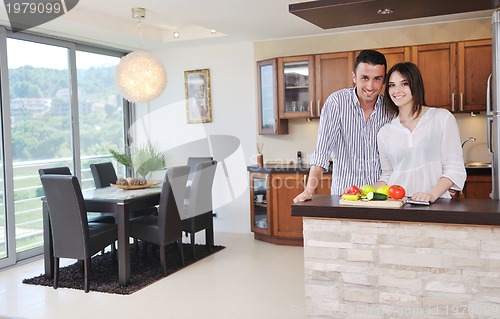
[487,8,500,199]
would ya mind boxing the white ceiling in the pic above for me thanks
[0,0,496,51]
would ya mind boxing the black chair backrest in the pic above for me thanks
[38,166,71,176]
[90,162,118,188]
[158,165,190,242]
[187,157,213,182]
[185,160,217,217]
[40,175,90,260]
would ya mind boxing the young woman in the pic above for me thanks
[373,62,466,203]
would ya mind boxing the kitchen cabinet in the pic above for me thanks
[277,55,315,119]
[463,175,492,199]
[249,167,332,246]
[411,39,491,112]
[249,172,271,235]
[457,39,492,112]
[256,59,288,135]
[411,42,457,111]
[314,51,354,118]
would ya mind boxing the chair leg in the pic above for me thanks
[159,245,167,276]
[53,257,60,289]
[190,232,196,258]
[84,258,90,293]
[178,241,185,266]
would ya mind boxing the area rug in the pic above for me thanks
[23,242,225,295]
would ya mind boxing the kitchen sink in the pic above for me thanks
[465,162,492,168]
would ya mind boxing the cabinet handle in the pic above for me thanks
[451,93,455,112]
[303,174,307,190]
[310,101,314,117]
[460,92,464,111]
[317,100,321,117]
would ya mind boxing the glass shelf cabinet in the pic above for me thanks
[257,59,288,135]
[249,172,271,235]
[278,55,315,119]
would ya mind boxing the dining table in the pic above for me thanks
[42,185,162,286]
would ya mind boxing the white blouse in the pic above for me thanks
[377,107,466,198]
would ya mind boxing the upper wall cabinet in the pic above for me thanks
[277,55,315,119]
[457,39,492,112]
[411,39,491,112]
[411,42,457,111]
[257,59,288,135]
[314,51,354,118]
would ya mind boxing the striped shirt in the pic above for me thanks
[310,87,389,195]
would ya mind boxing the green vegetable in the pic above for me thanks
[366,192,388,201]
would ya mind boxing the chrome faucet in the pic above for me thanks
[461,136,476,148]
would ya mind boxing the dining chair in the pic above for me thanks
[186,157,213,183]
[128,165,190,275]
[90,162,157,216]
[40,174,118,293]
[182,160,217,258]
[38,167,115,224]
[89,162,118,188]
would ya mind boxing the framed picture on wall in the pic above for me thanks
[184,68,212,123]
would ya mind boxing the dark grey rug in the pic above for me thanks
[22,242,225,295]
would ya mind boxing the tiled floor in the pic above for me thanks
[0,233,306,319]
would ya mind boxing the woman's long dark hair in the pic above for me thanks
[384,62,427,119]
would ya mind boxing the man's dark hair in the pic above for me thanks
[353,50,387,74]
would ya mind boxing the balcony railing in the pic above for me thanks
[0,154,124,258]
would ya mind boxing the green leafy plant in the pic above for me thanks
[108,144,172,180]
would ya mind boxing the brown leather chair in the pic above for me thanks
[40,175,118,293]
[128,165,189,275]
[182,160,217,258]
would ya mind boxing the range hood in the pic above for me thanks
[289,0,500,30]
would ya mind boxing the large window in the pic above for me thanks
[0,31,128,268]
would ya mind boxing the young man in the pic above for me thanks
[293,50,389,202]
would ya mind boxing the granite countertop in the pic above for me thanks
[292,195,500,226]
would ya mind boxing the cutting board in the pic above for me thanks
[339,198,405,208]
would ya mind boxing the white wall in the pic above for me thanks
[133,41,257,234]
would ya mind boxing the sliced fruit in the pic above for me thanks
[360,184,376,196]
[341,193,360,201]
[366,192,389,201]
[376,185,390,196]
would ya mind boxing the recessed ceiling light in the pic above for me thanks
[210,29,217,34]
[173,31,180,38]
[377,8,394,15]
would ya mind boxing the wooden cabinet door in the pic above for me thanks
[256,59,288,135]
[277,55,315,119]
[457,39,492,112]
[316,174,332,195]
[463,175,492,199]
[411,43,457,111]
[271,173,305,240]
[249,172,272,235]
[314,52,354,118]
[378,46,411,70]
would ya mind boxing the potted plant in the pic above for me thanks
[109,143,172,180]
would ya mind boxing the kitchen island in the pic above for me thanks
[292,196,500,318]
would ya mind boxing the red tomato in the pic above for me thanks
[388,185,406,200]
[347,185,360,195]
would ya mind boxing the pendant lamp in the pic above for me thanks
[115,8,167,103]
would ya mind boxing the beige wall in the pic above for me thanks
[254,18,492,164]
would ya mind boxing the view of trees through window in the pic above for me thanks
[0,36,126,264]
